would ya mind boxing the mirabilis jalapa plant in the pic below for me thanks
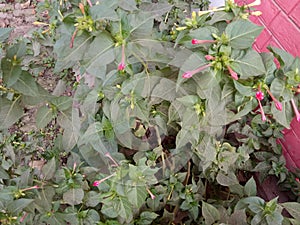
[2,0,300,224]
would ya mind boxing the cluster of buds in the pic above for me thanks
[205,54,238,80]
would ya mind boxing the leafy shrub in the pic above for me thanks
[1,0,300,224]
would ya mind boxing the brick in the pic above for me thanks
[289,3,300,29]
[274,0,298,14]
[268,11,300,57]
[254,0,280,26]
[280,131,300,169]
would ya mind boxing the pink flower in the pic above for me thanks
[105,152,119,167]
[255,91,264,101]
[191,39,216,45]
[266,88,282,111]
[205,55,215,61]
[21,185,40,192]
[227,65,238,80]
[93,181,100,186]
[146,188,156,200]
[118,44,126,71]
[291,98,300,122]
[118,63,125,71]
[256,91,266,121]
[93,173,116,187]
[182,64,211,79]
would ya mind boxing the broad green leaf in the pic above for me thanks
[202,201,220,225]
[118,0,138,11]
[36,105,54,129]
[266,212,283,225]
[11,71,39,96]
[7,198,34,213]
[0,28,13,42]
[235,196,265,212]
[54,32,93,72]
[216,172,239,186]
[271,101,293,128]
[58,108,81,151]
[6,41,26,59]
[33,186,55,213]
[281,202,300,221]
[63,188,84,206]
[0,166,9,179]
[51,96,73,111]
[116,196,133,223]
[233,80,253,96]
[0,97,23,129]
[244,177,257,197]
[208,11,233,25]
[1,58,22,87]
[90,1,119,21]
[231,49,266,79]
[271,78,293,100]
[225,20,263,49]
[127,185,148,208]
[137,211,159,225]
[268,46,295,70]
[82,33,115,77]
[42,157,56,180]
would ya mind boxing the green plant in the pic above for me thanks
[1,0,300,224]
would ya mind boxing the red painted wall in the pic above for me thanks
[235,0,300,170]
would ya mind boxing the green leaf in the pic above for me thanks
[225,20,263,49]
[63,188,84,206]
[127,185,148,209]
[137,211,159,225]
[216,172,239,186]
[58,108,81,151]
[0,97,23,130]
[51,96,73,111]
[202,201,220,225]
[42,157,56,180]
[0,166,9,179]
[36,105,54,129]
[116,196,133,223]
[11,71,40,96]
[118,0,138,11]
[0,28,13,42]
[271,101,293,128]
[54,32,93,72]
[82,33,115,77]
[271,78,292,100]
[90,1,119,21]
[233,80,253,96]
[268,46,295,70]
[244,177,257,197]
[1,58,22,87]
[7,198,34,213]
[282,202,300,221]
[231,49,266,79]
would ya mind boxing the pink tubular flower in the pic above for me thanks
[21,185,39,192]
[227,65,238,80]
[105,152,119,167]
[118,44,126,71]
[256,91,266,121]
[291,98,300,122]
[93,173,116,187]
[182,64,211,79]
[205,55,215,61]
[266,89,282,111]
[146,187,156,200]
[191,39,216,45]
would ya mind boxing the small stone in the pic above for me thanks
[15,3,22,10]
